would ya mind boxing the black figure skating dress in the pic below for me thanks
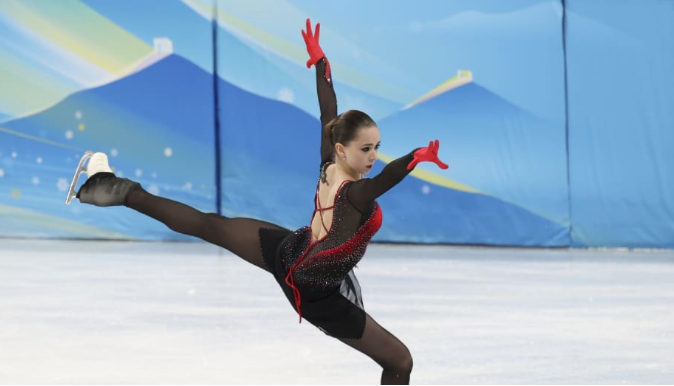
[259,59,416,339]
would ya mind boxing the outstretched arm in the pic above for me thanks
[347,140,449,212]
[346,151,416,212]
[303,18,337,164]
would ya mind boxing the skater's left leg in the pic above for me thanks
[338,313,413,385]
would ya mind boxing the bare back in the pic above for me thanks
[310,163,349,242]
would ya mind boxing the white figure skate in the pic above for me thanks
[64,152,114,205]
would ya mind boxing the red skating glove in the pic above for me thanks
[302,18,331,76]
[407,140,449,170]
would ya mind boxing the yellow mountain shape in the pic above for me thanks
[0,0,152,76]
[0,125,84,151]
[0,204,131,239]
[377,153,481,194]
[403,70,473,110]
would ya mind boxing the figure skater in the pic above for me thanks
[67,19,448,385]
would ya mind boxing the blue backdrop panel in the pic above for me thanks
[0,0,672,248]
[217,0,570,246]
[566,0,674,248]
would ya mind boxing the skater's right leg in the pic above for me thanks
[76,153,287,271]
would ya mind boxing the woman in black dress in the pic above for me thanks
[74,19,448,385]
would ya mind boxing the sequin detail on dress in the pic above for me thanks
[283,180,383,322]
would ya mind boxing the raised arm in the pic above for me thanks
[315,58,337,163]
[347,140,449,212]
[303,19,337,164]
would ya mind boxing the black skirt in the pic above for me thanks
[258,227,366,340]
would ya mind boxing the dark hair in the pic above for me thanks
[323,110,376,148]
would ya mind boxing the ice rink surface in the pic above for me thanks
[1,239,673,384]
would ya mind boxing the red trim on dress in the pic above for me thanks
[284,179,383,323]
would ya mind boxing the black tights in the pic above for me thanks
[342,314,413,384]
[126,187,413,384]
[126,187,284,270]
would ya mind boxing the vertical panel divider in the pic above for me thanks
[561,0,573,244]
[211,0,222,215]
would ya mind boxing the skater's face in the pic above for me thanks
[341,125,380,176]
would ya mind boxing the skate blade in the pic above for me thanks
[65,151,94,205]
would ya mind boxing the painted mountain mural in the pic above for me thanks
[382,81,569,220]
[0,54,216,239]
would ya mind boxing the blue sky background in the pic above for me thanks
[80,0,565,122]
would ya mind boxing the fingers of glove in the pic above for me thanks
[435,159,449,169]
[305,19,313,39]
[315,22,320,42]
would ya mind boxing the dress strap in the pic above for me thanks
[315,196,335,234]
